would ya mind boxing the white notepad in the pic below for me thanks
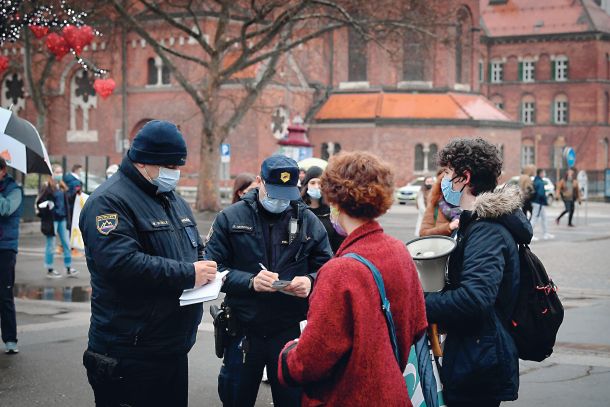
[179,270,229,306]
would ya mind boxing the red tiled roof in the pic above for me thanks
[480,0,610,37]
[314,92,513,122]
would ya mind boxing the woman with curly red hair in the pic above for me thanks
[278,151,428,406]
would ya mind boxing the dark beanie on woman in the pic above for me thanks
[302,166,324,188]
[127,120,187,166]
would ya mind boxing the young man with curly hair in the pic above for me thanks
[425,138,533,407]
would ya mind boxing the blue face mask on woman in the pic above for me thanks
[307,187,322,200]
[441,176,464,207]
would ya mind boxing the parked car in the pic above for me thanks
[396,177,429,204]
[503,175,555,205]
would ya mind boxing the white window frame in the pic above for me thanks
[522,101,535,124]
[521,145,535,167]
[555,57,568,81]
[491,61,503,83]
[554,99,568,124]
[523,60,535,82]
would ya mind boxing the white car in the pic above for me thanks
[396,177,429,204]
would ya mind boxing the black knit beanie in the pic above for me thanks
[127,120,187,166]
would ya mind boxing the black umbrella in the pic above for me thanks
[0,107,52,175]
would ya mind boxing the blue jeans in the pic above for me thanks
[45,219,71,269]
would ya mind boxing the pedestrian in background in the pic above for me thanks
[37,164,77,279]
[278,151,427,406]
[63,163,83,196]
[300,165,345,253]
[555,168,581,227]
[232,172,258,204]
[530,168,554,241]
[205,155,332,407]
[425,138,532,407]
[105,164,119,179]
[414,175,435,236]
[80,120,217,407]
[0,157,22,354]
[518,165,535,220]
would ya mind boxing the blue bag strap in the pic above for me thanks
[343,253,401,364]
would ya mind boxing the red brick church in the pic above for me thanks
[3,0,525,192]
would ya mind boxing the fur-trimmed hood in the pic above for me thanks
[472,185,533,244]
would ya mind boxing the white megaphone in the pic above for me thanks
[406,236,457,292]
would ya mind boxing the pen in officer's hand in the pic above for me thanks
[258,263,267,271]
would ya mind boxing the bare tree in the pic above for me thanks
[110,0,443,211]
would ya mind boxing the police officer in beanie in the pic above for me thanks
[80,120,217,407]
[205,155,332,407]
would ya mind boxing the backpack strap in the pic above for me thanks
[342,253,401,364]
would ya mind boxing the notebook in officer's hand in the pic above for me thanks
[179,270,229,306]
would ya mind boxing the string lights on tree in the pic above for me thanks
[0,0,111,82]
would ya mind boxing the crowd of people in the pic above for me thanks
[0,119,582,406]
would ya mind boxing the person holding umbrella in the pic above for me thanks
[36,164,78,278]
[0,157,22,354]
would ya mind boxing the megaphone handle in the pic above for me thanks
[428,324,443,357]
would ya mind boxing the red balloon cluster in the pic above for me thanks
[29,25,49,39]
[45,33,70,60]
[93,78,116,99]
[0,56,9,75]
[62,25,94,55]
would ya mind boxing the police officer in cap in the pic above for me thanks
[205,155,332,407]
[80,120,217,406]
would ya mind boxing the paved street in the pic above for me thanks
[1,201,610,406]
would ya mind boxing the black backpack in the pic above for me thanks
[461,220,564,362]
[509,244,564,361]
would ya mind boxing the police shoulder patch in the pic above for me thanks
[96,213,119,235]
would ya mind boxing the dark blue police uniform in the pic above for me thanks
[205,186,332,407]
[80,155,203,407]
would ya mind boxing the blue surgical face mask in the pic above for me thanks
[53,174,63,182]
[307,187,322,200]
[149,166,180,193]
[441,176,464,207]
[261,196,290,214]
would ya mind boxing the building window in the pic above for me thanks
[521,143,535,167]
[553,57,568,81]
[455,8,472,84]
[604,138,609,166]
[479,61,484,83]
[521,96,536,125]
[427,144,438,170]
[520,59,535,82]
[414,144,424,172]
[403,31,426,81]
[491,95,504,110]
[147,57,171,86]
[553,95,569,124]
[348,27,367,82]
[490,61,503,83]
[321,142,341,160]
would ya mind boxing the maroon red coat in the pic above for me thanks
[278,221,427,406]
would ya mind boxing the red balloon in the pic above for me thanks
[0,56,9,74]
[62,25,94,55]
[93,78,116,99]
[29,25,49,39]
[45,33,70,60]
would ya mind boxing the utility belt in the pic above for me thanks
[210,302,242,359]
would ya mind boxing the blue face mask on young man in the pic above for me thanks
[147,166,180,193]
[260,183,290,214]
[441,176,465,207]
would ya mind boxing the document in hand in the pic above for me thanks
[179,270,229,307]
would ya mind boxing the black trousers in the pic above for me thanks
[557,199,575,225]
[0,250,17,344]
[83,349,188,407]
[218,325,301,407]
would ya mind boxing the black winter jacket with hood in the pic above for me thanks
[425,186,533,403]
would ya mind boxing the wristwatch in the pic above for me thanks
[248,276,255,291]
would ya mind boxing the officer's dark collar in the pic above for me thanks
[119,156,160,197]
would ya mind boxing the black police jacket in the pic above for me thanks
[79,156,203,358]
[204,189,332,334]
